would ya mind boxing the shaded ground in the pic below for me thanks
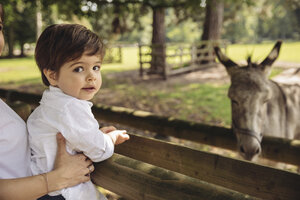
[97,64,229,113]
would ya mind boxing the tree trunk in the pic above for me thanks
[198,0,224,64]
[201,0,224,41]
[149,7,166,76]
[20,41,25,57]
[36,0,42,40]
[7,25,14,58]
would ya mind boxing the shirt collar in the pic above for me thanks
[44,86,93,107]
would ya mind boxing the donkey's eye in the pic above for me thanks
[263,99,269,104]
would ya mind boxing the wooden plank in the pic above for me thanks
[8,101,32,121]
[167,63,215,75]
[92,105,300,166]
[92,154,259,200]
[115,134,300,200]
[0,89,299,165]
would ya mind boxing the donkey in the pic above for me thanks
[214,41,300,161]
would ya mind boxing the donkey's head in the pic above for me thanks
[214,41,282,160]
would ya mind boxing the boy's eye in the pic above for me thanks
[73,67,83,72]
[0,25,3,31]
[93,65,101,71]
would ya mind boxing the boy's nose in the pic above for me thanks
[87,73,96,82]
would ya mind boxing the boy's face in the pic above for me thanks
[49,53,102,100]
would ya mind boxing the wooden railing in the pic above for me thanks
[2,88,300,200]
[103,44,123,64]
[1,88,299,166]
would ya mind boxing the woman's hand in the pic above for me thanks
[48,133,94,191]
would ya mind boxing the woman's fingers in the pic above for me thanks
[56,133,66,154]
[84,164,95,176]
[89,165,95,173]
[54,133,68,169]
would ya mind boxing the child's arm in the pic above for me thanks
[58,102,127,162]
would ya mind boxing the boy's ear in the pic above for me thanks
[43,69,58,86]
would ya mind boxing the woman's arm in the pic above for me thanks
[0,172,59,200]
[0,133,93,200]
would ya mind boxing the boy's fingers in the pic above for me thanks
[124,133,130,139]
[101,126,117,133]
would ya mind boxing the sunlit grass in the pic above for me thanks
[226,41,300,63]
[156,83,231,126]
[0,47,139,85]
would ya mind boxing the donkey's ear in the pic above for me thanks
[214,46,238,75]
[260,41,282,71]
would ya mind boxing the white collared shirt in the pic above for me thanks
[27,86,113,200]
[0,98,31,179]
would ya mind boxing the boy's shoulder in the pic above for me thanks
[40,87,92,112]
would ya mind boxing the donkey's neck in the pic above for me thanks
[264,80,300,139]
[263,80,287,137]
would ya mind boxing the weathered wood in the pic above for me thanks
[1,88,299,165]
[92,154,259,200]
[92,104,300,166]
[168,63,215,75]
[8,101,32,121]
[115,134,300,200]
[0,89,41,105]
[138,41,226,78]
[2,89,299,199]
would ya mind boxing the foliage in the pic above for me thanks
[1,0,300,57]
[221,0,300,43]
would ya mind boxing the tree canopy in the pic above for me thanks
[1,0,299,57]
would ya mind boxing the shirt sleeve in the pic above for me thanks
[57,101,114,162]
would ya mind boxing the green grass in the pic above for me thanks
[226,41,300,63]
[156,83,231,126]
[0,47,139,85]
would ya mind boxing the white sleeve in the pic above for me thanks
[58,102,114,162]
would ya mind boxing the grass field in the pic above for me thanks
[226,41,300,62]
[0,41,299,84]
[0,42,299,126]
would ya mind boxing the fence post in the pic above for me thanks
[118,45,122,63]
[138,44,143,78]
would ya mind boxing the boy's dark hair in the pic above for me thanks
[35,24,105,86]
[0,4,4,22]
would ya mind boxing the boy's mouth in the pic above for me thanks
[82,86,96,92]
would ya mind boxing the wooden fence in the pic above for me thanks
[138,40,228,79]
[1,88,300,200]
[103,44,123,64]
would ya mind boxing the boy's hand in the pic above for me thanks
[100,126,117,133]
[107,130,130,145]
